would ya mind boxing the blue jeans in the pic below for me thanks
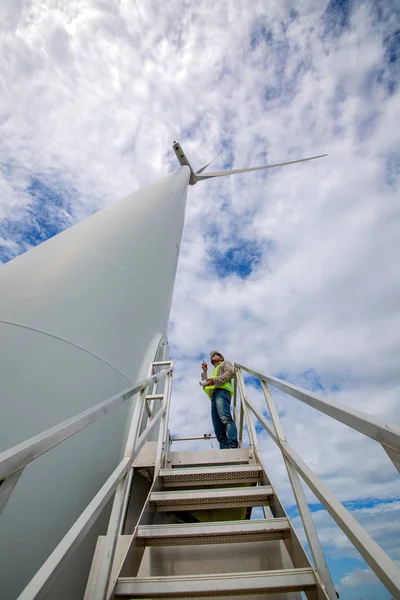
[211,388,238,449]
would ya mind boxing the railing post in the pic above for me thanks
[235,367,260,456]
[233,372,237,426]
[239,400,244,446]
[155,364,173,469]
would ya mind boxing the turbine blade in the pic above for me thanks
[196,151,222,174]
[193,154,328,182]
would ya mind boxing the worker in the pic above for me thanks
[201,351,239,449]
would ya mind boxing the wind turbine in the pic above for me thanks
[0,141,327,599]
[172,140,327,185]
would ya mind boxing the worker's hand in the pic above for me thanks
[205,378,215,386]
[201,361,208,372]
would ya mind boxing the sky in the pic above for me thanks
[1,0,400,598]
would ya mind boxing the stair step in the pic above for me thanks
[137,517,290,546]
[160,464,262,487]
[150,485,274,511]
[115,568,316,597]
[167,448,253,468]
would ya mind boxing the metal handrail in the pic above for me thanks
[18,404,169,600]
[236,363,400,465]
[234,364,400,599]
[14,362,173,600]
[0,367,172,514]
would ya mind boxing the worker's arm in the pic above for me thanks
[213,360,234,386]
[201,361,208,381]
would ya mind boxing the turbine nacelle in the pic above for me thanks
[172,141,199,185]
[173,141,328,185]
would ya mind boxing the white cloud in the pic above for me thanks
[341,567,381,588]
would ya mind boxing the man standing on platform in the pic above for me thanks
[201,351,239,449]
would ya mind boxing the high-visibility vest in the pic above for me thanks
[204,362,234,398]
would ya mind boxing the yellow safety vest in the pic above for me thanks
[204,362,234,399]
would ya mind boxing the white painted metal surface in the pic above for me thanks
[0,166,190,599]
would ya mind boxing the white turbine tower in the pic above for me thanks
[0,143,327,599]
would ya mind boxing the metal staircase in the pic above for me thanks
[1,357,400,599]
[107,446,324,600]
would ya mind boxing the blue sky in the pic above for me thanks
[1,0,400,598]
